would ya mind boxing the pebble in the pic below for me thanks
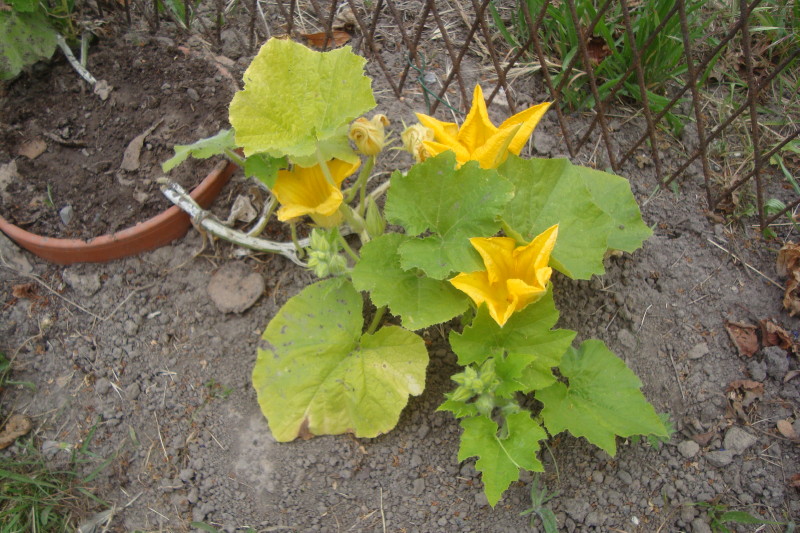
[747,358,767,382]
[186,88,200,101]
[617,469,633,485]
[95,377,111,395]
[591,470,604,484]
[617,329,637,350]
[687,342,709,360]
[125,382,140,400]
[691,517,713,533]
[705,450,734,468]
[677,440,700,458]
[412,478,425,495]
[723,426,757,454]
[763,346,789,380]
[59,205,74,225]
[207,262,265,313]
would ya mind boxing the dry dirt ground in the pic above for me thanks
[1,13,799,533]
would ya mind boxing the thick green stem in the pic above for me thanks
[337,232,359,263]
[315,145,335,185]
[224,148,246,168]
[345,155,374,205]
[366,306,387,335]
[290,221,305,259]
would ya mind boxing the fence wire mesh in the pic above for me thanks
[184,0,799,232]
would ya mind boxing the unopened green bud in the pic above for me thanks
[340,205,366,233]
[474,393,495,417]
[365,196,386,238]
[328,254,348,276]
[449,385,474,403]
[310,229,330,252]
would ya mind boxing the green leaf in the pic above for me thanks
[384,153,515,279]
[0,11,58,81]
[458,413,546,507]
[718,511,780,525]
[253,278,428,441]
[229,38,376,160]
[578,167,651,252]
[499,156,614,279]
[244,153,287,188]
[449,288,575,391]
[538,339,668,455]
[437,396,479,419]
[9,0,39,13]
[161,129,236,172]
[351,233,469,330]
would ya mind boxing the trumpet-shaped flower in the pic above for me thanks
[273,159,360,228]
[415,85,551,169]
[450,225,559,327]
[400,123,434,163]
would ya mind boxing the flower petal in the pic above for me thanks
[450,270,511,327]
[327,158,360,187]
[469,123,522,169]
[498,101,552,155]
[506,278,548,317]
[469,237,517,285]
[458,85,498,154]
[514,224,558,283]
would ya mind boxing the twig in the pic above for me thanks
[153,413,169,461]
[668,351,687,402]
[706,239,782,289]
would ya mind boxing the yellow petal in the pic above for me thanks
[458,85,498,154]
[469,237,517,285]
[469,123,522,169]
[499,101,552,155]
[449,270,493,308]
[506,278,548,317]
[327,158,361,187]
[416,113,461,147]
[514,224,558,283]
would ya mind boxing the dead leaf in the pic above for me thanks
[0,415,33,450]
[725,379,763,422]
[776,419,797,439]
[791,473,800,488]
[785,370,800,382]
[725,320,759,357]
[585,34,612,65]
[759,319,797,353]
[333,5,357,30]
[18,138,47,159]
[690,430,716,447]
[301,31,351,50]
[777,242,800,317]
[121,120,162,171]
[11,283,38,300]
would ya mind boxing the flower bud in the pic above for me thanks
[340,204,366,234]
[349,114,390,156]
[364,196,386,238]
[401,123,433,163]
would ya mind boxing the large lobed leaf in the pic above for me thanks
[351,233,469,330]
[229,38,375,163]
[384,153,515,279]
[0,10,58,81]
[449,289,575,392]
[537,339,669,455]
[459,413,546,507]
[252,278,428,441]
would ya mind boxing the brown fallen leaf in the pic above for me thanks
[18,138,47,159]
[11,282,38,300]
[725,320,759,357]
[121,120,162,172]
[690,430,716,447]
[791,473,800,488]
[776,419,797,440]
[785,369,800,383]
[301,31,351,50]
[0,414,33,450]
[725,379,763,422]
[777,242,800,317]
[760,319,797,353]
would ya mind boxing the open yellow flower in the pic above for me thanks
[273,159,360,228]
[415,85,551,169]
[450,225,559,327]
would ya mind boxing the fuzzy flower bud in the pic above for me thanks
[364,196,386,238]
[349,114,390,156]
[401,123,434,163]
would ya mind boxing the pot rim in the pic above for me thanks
[0,159,237,265]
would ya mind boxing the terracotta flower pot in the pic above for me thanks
[0,160,236,265]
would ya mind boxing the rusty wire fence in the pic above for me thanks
[129,0,800,231]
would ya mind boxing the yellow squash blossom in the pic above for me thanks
[415,85,551,169]
[400,123,434,163]
[272,159,360,228]
[349,114,390,156]
[450,225,559,327]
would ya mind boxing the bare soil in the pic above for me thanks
[1,14,798,533]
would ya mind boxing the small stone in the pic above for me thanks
[763,346,789,380]
[59,205,74,225]
[677,440,700,458]
[0,231,33,273]
[723,426,757,454]
[618,469,633,485]
[617,329,637,350]
[207,262,265,313]
[473,491,489,507]
[412,477,425,495]
[591,470,604,484]
[95,378,111,395]
[125,382,140,400]
[186,88,200,101]
[691,517,713,533]
[705,450,734,467]
[62,270,101,296]
[179,468,195,482]
[123,319,139,336]
[688,342,709,360]
[747,359,767,382]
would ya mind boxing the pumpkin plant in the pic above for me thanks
[163,37,668,507]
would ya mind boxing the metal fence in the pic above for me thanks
[143,0,800,231]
